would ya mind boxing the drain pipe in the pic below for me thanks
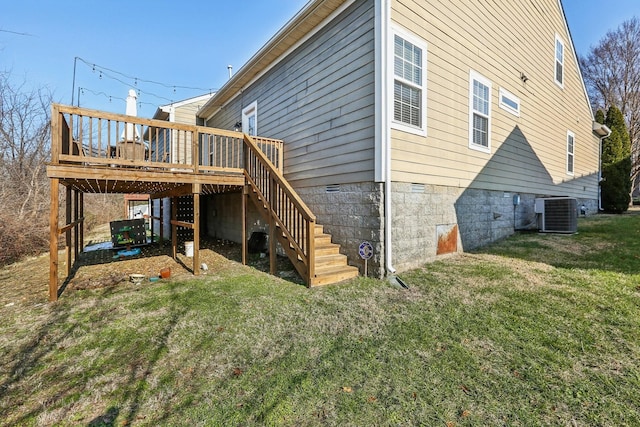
[593,122,611,211]
[385,148,396,277]
[376,0,396,278]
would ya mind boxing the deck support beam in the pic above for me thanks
[171,197,177,259]
[79,192,84,252]
[159,198,164,247]
[242,184,248,266]
[74,190,80,260]
[193,185,200,276]
[49,178,60,302]
[65,186,72,277]
[268,176,277,276]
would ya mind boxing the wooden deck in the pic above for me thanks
[47,104,283,301]
[47,104,357,302]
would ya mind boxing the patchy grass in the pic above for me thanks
[1,213,640,426]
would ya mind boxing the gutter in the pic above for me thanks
[593,121,612,211]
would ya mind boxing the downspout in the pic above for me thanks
[593,122,611,211]
[383,7,396,278]
[375,0,395,277]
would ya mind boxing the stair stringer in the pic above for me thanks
[244,178,358,286]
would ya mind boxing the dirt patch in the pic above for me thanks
[0,236,301,307]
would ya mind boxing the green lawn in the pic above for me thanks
[1,213,639,426]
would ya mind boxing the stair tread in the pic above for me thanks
[311,265,359,286]
[314,253,348,267]
[314,264,359,275]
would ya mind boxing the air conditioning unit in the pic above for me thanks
[534,197,578,233]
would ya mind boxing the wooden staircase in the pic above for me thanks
[243,135,359,286]
[311,224,360,286]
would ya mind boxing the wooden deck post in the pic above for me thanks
[79,192,84,252]
[49,178,60,302]
[193,186,200,276]
[149,197,155,244]
[171,197,177,259]
[74,190,79,260]
[242,184,247,266]
[307,219,316,286]
[159,198,164,248]
[65,186,72,277]
[268,176,277,276]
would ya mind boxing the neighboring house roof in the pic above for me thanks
[198,0,349,120]
[155,93,215,122]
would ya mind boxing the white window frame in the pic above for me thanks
[469,70,492,153]
[242,101,258,136]
[390,25,427,137]
[555,34,565,88]
[499,87,520,117]
[566,130,575,175]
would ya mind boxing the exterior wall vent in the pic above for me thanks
[411,183,425,193]
[325,184,341,193]
[534,197,577,233]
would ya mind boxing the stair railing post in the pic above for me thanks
[307,218,315,286]
[268,173,277,275]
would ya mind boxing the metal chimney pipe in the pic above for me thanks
[227,65,233,79]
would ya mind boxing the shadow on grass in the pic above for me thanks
[0,280,190,426]
[88,406,119,426]
[0,284,121,423]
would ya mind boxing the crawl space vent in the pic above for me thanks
[326,184,340,193]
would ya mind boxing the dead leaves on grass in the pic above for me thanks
[70,272,127,290]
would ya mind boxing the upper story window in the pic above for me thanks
[242,101,257,136]
[469,70,491,153]
[567,130,575,175]
[391,28,427,136]
[555,34,564,88]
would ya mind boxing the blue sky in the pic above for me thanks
[1,1,638,115]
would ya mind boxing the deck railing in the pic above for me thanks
[51,104,283,173]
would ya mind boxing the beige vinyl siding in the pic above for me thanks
[173,103,202,125]
[206,0,376,188]
[390,0,599,199]
[171,103,208,165]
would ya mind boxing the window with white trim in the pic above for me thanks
[469,70,491,152]
[555,34,564,88]
[567,131,575,175]
[391,28,427,136]
[499,87,520,117]
[242,101,257,136]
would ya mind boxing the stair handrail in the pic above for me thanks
[243,134,316,283]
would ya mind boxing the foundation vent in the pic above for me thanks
[325,184,341,193]
[411,183,425,193]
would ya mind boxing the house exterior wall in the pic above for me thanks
[389,0,598,195]
[199,0,600,278]
[296,182,385,277]
[205,0,377,189]
[205,192,265,243]
[387,0,600,269]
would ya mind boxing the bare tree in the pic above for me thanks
[580,17,640,196]
[0,74,52,264]
[0,74,133,265]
